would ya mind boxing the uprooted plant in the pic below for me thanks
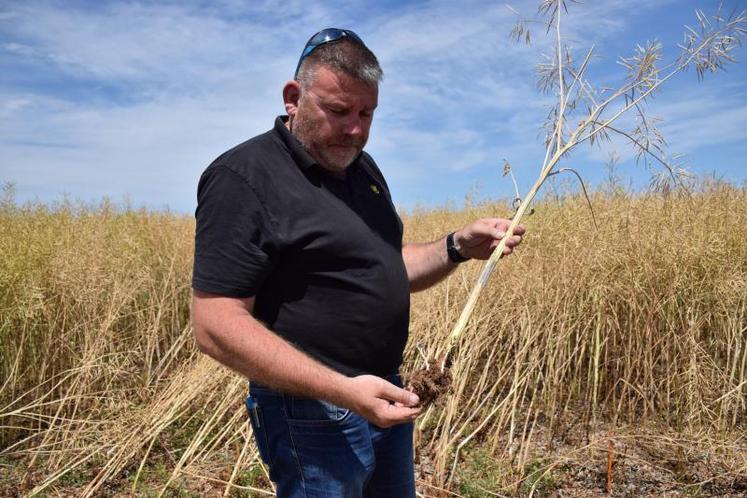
[406,1,746,406]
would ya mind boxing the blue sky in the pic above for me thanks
[1,0,746,213]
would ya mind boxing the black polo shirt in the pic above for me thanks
[192,116,410,377]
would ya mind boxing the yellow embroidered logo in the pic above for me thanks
[370,184,380,194]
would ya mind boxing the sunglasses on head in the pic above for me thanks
[294,28,365,79]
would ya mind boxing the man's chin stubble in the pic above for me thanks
[292,127,360,173]
[304,140,359,173]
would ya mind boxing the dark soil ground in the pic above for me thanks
[414,418,747,497]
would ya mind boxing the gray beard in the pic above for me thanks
[291,116,363,173]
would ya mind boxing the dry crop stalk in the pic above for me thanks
[434,0,747,373]
[607,432,615,494]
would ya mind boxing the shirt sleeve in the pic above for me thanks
[192,165,276,297]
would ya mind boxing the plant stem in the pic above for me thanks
[439,148,563,369]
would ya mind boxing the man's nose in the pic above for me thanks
[342,114,364,136]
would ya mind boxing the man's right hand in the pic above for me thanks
[342,375,421,428]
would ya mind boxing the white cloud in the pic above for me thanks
[0,0,744,211]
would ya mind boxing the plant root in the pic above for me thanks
[406,360,452,408]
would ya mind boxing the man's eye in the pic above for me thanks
[329,107,346,115]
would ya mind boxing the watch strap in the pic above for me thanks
[446,232,470,263]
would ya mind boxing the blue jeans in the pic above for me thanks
[245,375,416,498]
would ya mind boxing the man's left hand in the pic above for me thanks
[453,218,525,260]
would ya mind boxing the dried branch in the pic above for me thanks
[547,167,598,229]
[439,2,746,368]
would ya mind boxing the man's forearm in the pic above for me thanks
[402,238,457,292]
[192,295,350,405]
[191,292,422,427]
[402,218,525,293]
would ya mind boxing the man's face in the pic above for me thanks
[290,65,378,176]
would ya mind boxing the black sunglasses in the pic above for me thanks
[294,28,365,79]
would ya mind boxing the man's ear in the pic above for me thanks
[282,81,302,118]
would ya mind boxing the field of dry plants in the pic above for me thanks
[2,0,746,495]
[1,179,745,497]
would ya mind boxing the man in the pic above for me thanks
[191,28,524,497]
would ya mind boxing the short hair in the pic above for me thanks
[296,39,383,89]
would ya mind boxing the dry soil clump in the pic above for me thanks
[406,360,452,407]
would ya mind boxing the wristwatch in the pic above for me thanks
[446,232,470,263]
